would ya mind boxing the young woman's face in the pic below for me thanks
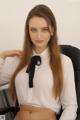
[29,16,53,53]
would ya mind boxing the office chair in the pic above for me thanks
[0,45,80,120]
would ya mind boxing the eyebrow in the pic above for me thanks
[42,27,49,29]
[29,26,49,29]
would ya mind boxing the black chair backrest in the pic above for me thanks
[60,45,80,120]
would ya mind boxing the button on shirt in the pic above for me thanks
[0,48,77,120]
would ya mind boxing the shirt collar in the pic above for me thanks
[32,47,49,58]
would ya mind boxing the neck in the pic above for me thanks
[33,46,48,54]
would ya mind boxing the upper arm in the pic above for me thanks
[59,55,77,120]
[0,56,20,85]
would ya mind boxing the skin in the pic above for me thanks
[0,17,53,58]
[0,50,23,59]
[29,16,53,54]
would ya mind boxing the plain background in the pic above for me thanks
[0,0,80,51]
[0,0,80,115]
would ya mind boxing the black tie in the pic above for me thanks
[26,56,41,88]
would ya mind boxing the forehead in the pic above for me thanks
[29,16,49,28]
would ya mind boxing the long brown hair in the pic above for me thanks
[9,4,63,101]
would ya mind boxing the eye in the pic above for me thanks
[42,28,49,32]
[30,28,37,32]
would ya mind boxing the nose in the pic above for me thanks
[37,30,41,38]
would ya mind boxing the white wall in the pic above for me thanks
[0,0,80,51]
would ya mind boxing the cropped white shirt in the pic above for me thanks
[0,48,77,120]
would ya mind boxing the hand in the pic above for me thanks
[0,50,23,59]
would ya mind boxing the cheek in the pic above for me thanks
[45,34,51,42]
[29,32,35,41]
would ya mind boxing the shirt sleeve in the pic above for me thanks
[0,56,20,86]
[59,55,78,120]
[0,58,5,85]
[0,57,5,69]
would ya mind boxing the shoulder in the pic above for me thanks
[60,53,74,72]
[60,54,75,85]
[60,53,73,65]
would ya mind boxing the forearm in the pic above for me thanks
[59,105,77,120]
[0,50,23,59]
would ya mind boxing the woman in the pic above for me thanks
[0,4,77,120]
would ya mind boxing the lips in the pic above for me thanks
[35,40,44,43]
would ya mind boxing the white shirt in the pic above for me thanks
[0,48,77,120]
